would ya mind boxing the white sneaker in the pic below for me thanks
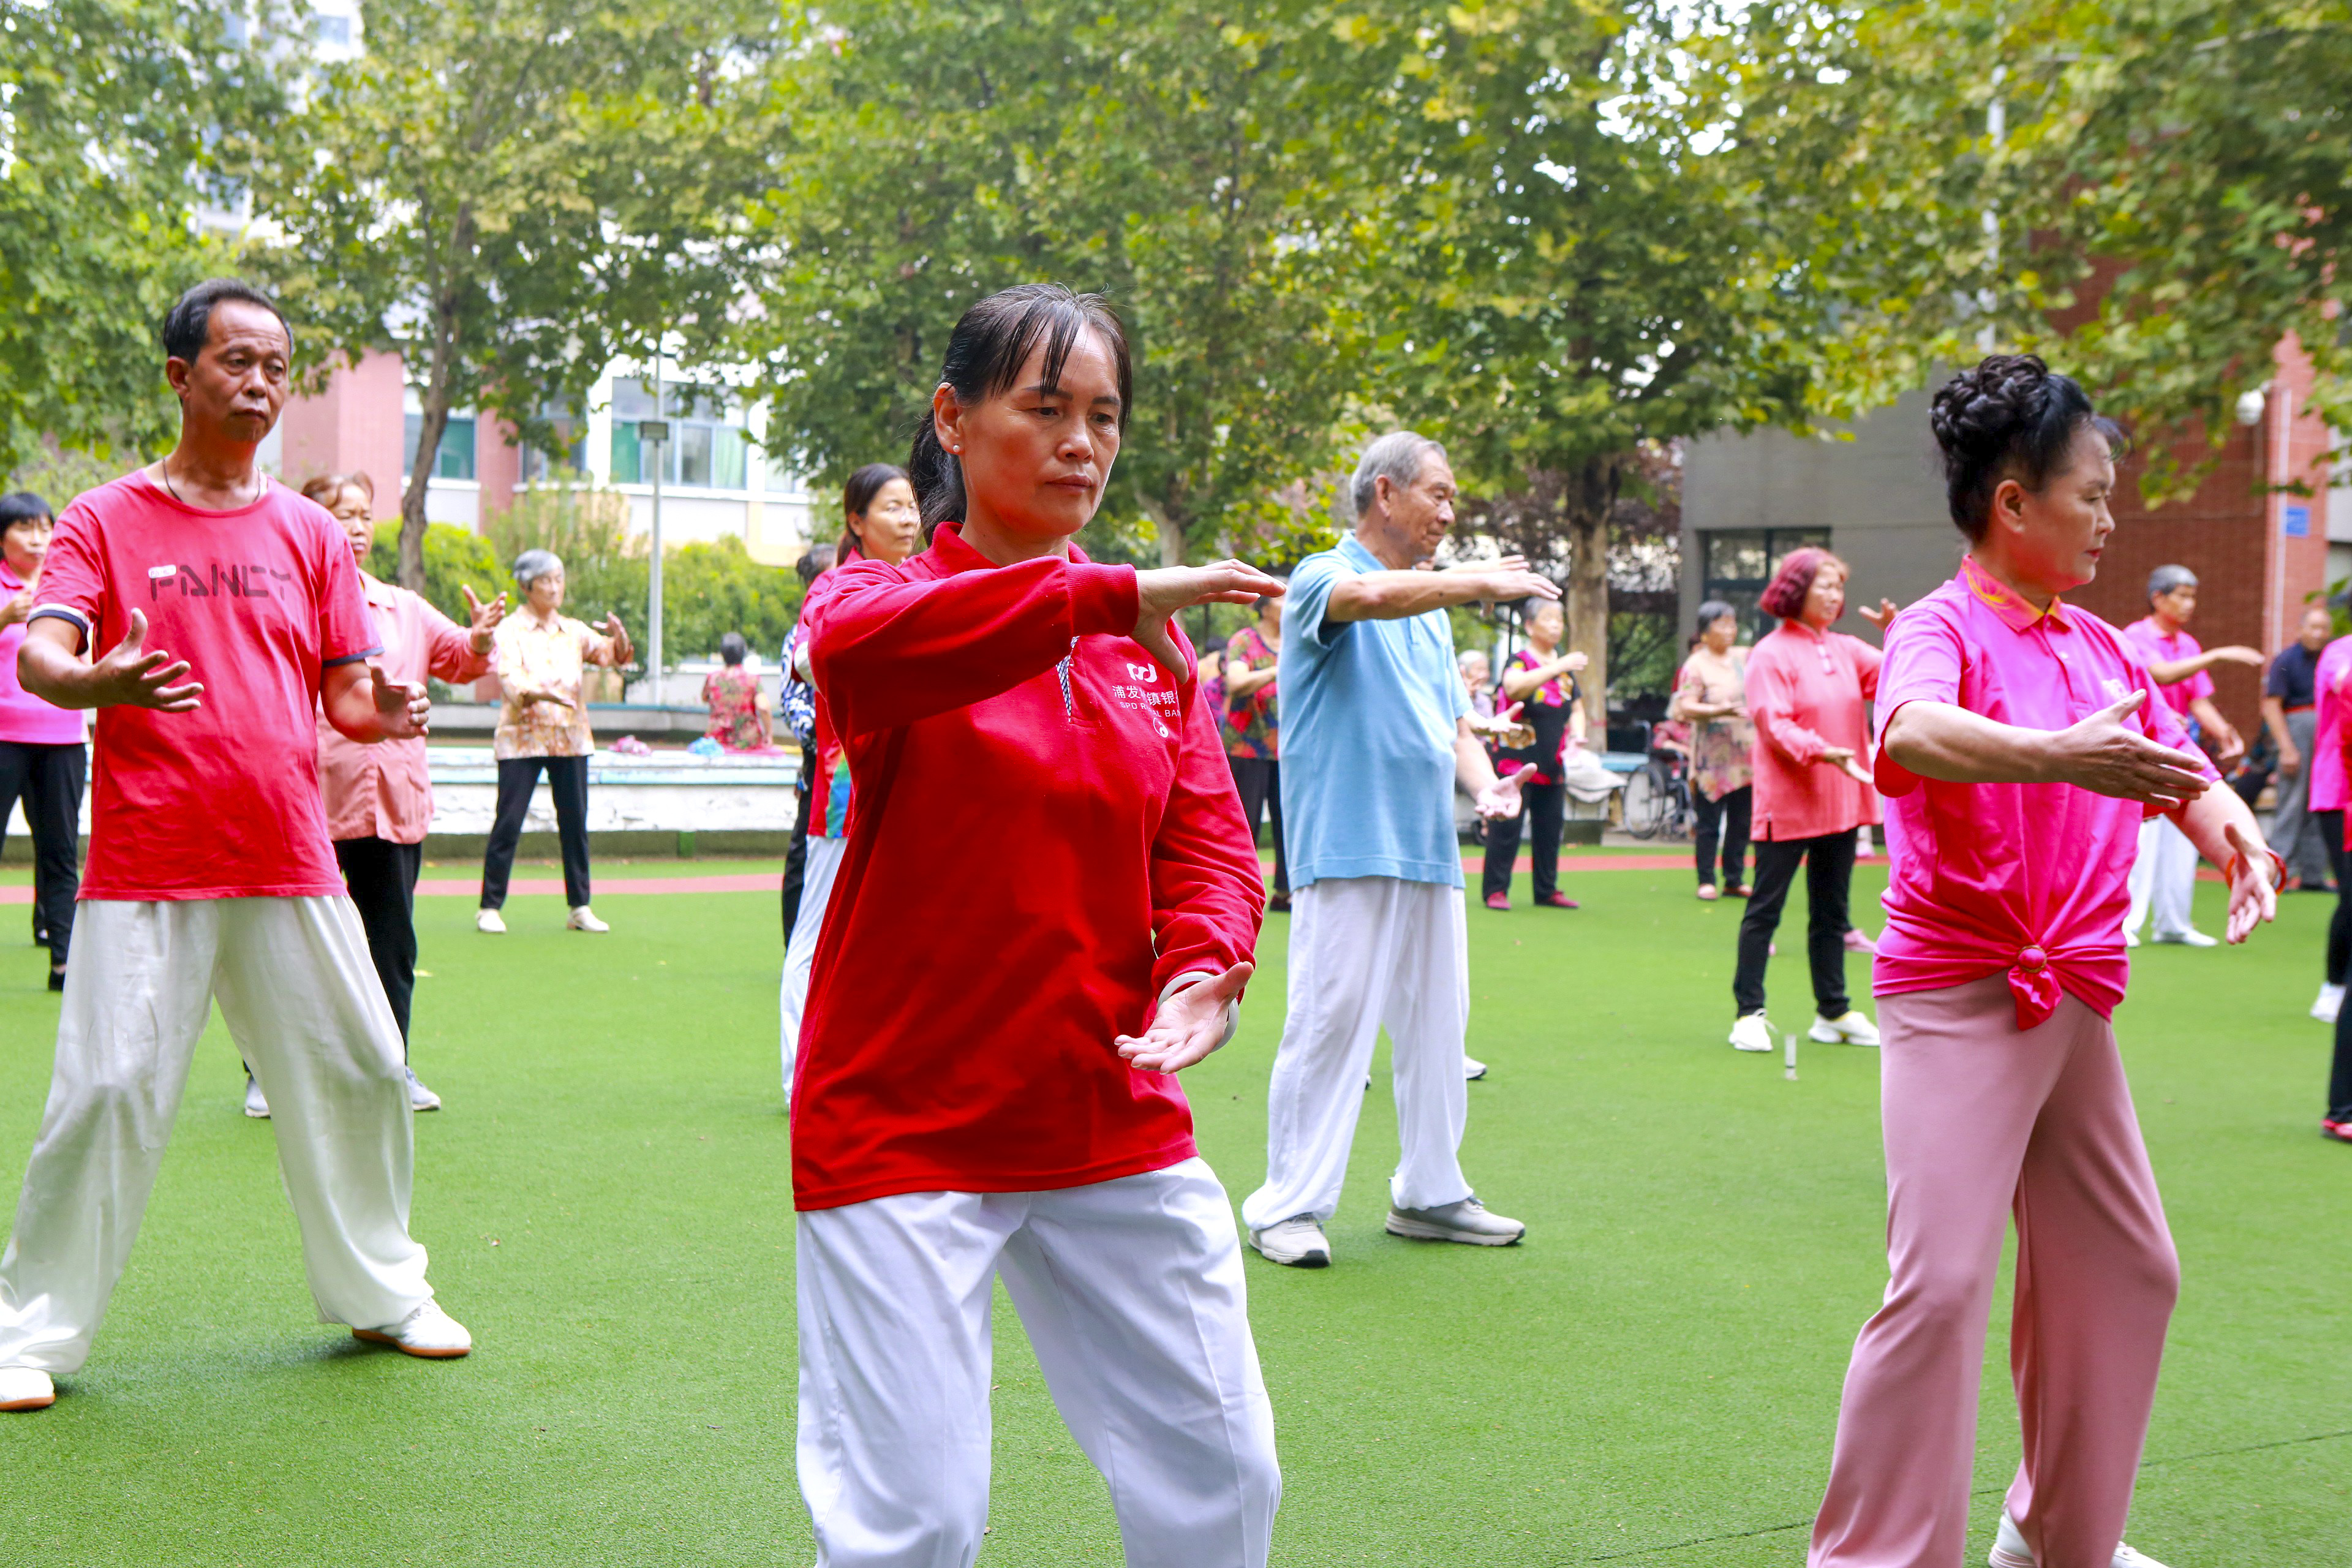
[2122,928,2139,948]
[1249,1215,1332,1268]
[475,908,507,935]
[2152,929,2218,948]
[1728,1013,1776,1053]
[1809,1011,1881,1047]
[352,1300,472,1359]
[1385,1195,1526,1246]
[1464,1056,1488,1080]
[0,1366,55,1411]
[1990,1509,2167,1568]
[405,1068,442,1112]
[566,905,609,933]
[243,1074,271,1120]
[2314,982,2345,1023]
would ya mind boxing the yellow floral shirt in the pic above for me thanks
[492,611,619,760]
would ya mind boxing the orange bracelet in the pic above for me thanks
[2228,845,2287,889]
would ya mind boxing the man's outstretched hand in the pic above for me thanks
[369,663,431,739]
[94,609,202,712]
[1117,962,1253,1075]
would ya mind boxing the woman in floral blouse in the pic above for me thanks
[477,548,633,935]
[1670,600,1757,901]
[703,632,776,752]
[1222,590,1287,910]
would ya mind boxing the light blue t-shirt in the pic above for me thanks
[1278,533,1469,888]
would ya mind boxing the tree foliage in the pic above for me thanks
[248,0,780,589]
[0,0,294,470]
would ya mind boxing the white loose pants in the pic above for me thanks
[0,897,431,1373]
[2124,816,2199,940]
[796,1158,1280,1567]
[780,834,848,1101]
[1240,875,1472,1232]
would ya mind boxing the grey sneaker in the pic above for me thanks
[1248,1215,1332,1268]
[243,1074,271,1120]
[1385,1196,1525,1246]
[405,1068,442,1112]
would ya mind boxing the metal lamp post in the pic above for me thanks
[640,354,667,704]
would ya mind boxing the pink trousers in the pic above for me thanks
[1809,974,2179,1568]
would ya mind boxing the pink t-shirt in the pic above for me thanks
[2122,616,2212,718]
[317,574,489,844]
[1872,557,2220,1027]
[34,473,380,899]
[1744,620,1883,841]
[0,561,85,745]
[2308,635,2352,814]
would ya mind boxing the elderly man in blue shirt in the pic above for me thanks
[1242,431,1558,1267]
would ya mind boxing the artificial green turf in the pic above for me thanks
[0,864,2343,1564]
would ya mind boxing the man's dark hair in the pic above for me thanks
[0,492,54,531]
[161,278,294,364]
[795,542,837,587]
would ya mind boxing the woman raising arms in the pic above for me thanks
[794,285,1285,1566]
[1808,356,2276,1568]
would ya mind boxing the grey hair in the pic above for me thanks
[513,549,562,594]
[2147,564,2197,601]
[1351,431,1447,518]
[1458,648,1490,672]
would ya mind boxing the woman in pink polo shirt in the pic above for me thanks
[2306,626,2352,1025]
[1808,356,2278,1568]
[1727,548,1888,1055]
[0,491,85,990]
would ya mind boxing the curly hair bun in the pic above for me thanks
[1929,354,2113,542]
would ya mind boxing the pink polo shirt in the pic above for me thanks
[316,574,490,844]
[0,562,85,745]
[1873,557,2219,1027]
[1745,619,1882,841]
[2309,635,2352,814]
[2122,616,2212,719]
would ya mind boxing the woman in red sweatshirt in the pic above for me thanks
[794,285,1287,1567]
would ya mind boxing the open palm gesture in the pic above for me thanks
[1117,962,1253,1074]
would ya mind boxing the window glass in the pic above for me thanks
[1698,527,1830,639]
[676,423,713,488]
[313,14,351,44]
[402,413,477,483]
[605,378,749,489]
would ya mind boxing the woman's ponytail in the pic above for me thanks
[906,414,965,545]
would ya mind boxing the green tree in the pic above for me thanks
[0,0,294,470]
[748,0,1397,567]
[249,0,778,590]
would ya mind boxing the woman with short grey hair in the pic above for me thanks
[476,550,633,935]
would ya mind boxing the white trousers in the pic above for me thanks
[780,835,848,1101]
[1240,876,1472,1232]
[0,897,431,1373]
[2124,816,2199,940]
[796,1158,1280,1567]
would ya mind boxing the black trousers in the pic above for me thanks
[0,740,84,961]
[2320,809,2350,989]
[1733,831,1856,1017]
[782,741,818,940]
[1227,756,1288,896]
[481,755,591,909]
[337,836,423,1052]
[1482,779,1566,900]
[1694,783,1752,891]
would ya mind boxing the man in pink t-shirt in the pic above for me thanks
[0,281,472,1415]
[2119,564,2263,945]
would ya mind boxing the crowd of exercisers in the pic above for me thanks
[0,276,2334,1568]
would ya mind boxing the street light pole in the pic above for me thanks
[649,351,665,703]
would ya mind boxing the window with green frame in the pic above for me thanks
[607,379,748,490]
[401,413,476,481]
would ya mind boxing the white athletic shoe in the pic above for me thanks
[2314,982,2345,1023]
[2122,928,2139,948]
[0,1366,55,1411]
[2152,929,2218,948]
[1464,1056,1488,1081]
[1249,1215,1332,1268]
[353,1300,472,1359]
[475,908,507,935]
[566,905,609,933]
[405,1068,442,1112]
[1385,1195,1525,1246]
[243,1074,271,1120]
[1989,1509,2168,1568]
[1728,1013,1776,1053]
[1809,1011,1881,1047]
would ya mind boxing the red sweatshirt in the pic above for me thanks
[794,524,1267,1210]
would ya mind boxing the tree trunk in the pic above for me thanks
[1562,455,1620,742]
[398,394,448,593]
